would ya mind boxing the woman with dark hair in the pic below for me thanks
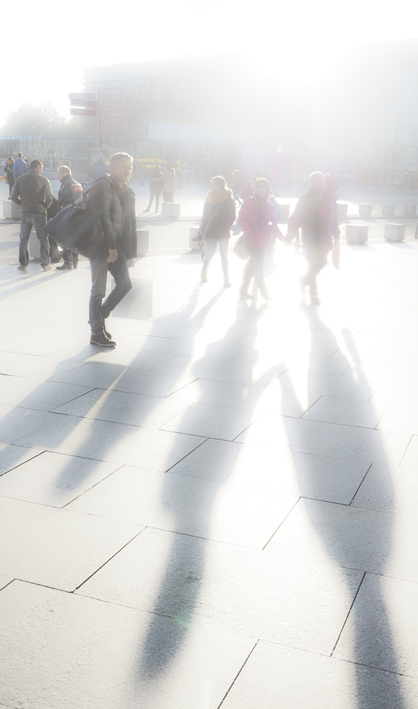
[197,175,236,286]
[4,157,15,196]
[237,177,285,301]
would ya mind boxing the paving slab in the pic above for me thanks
[167,438,370,504]
[77,526,362,654]
[15,416,206,471]
[0,451,121,507]
[0,497,142,590]
[0,580,255,709]
[66,465,297,547]
[220,640,418,709]
[334,573,418,678]
[0,443,43,476]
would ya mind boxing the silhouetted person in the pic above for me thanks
[287,171,339,305]
[197,175,235,287]
[143,166,164,213]
[55,165,83,271]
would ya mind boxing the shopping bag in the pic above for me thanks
[233,235,250,260]
[110,268,153,320]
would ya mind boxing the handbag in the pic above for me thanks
[44,193,108,260]
[233,235,250,260]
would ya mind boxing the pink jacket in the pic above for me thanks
[238,197,284,248]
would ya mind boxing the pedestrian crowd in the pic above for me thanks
[4,151,339,347]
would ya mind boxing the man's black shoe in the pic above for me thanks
[56,263,72,271]
[90,332,116,347]
[102,320,112,340]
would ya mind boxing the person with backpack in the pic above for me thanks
[86,152,137,347]
[55,165,83,271]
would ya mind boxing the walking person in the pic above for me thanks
[10,159,54,272]
[55,165,83,271]
[197,176,235,287]
[238,178,285,301]
[143,166,164,212]
[87,152,137,347]
[287,171,340,305]
[4,157,15,196]
[162,166,178,203]
[12,152,28,179]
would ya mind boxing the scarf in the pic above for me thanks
[206,188,233,205]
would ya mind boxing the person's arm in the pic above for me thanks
[43,179,54,210]
[10,179,21,206]
[286,198,304,243]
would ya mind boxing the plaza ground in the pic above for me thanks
[0,180,418,707]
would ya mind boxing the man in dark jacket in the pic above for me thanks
[287,171,340,304]
[55,165,83,271]
[11,159,54,272]
[87,152,137,347]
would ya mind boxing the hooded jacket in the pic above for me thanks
[199,188,235,240]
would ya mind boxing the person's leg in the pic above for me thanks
[18,214,32,268]
[101,252,132,318]
[304,247,328,300]
[252,247,270,300]
[240,246,257,296]
[168,192,174,202]
[32,214,50,268]
[89,258,109,335]
[144,192,154,212]
[163,191,169,203]
[219,237,230,285]
[201,237,216,281]
[155,191,161,212]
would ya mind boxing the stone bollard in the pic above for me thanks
[162,202,180,218]
[404,205,417,216]
[110,277,153,320]
[382,204,396,216]
[359,204,373,217]
[3,200,20,219]
[189,226,202,250]
[136,230,149,256]
[337,203,348,218]
[345,224,369,244]
[384,223,405,242]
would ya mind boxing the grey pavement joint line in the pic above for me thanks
[262,497,301,551]
[348,463,373,505]
[61,464,125,509]
[0,449,45,476]
[217,640,259,708]
[74,529,146,592]
[164,437,208,473]
[297,394,323,417]
[330,571,366,656]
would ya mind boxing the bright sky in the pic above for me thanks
[2,0,418,129]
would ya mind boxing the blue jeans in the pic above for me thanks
[89,252,132,334]
[19,213,50,268]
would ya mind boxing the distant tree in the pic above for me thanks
[0,102,82,138]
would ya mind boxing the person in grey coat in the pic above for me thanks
[11,160,54,272]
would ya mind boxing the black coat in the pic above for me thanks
[200,194,236,240]
[85,174,137,259]
[58,174,83,208]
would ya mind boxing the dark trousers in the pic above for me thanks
[62,248,79,268]
[146,190,162,211]
[19,213,50,268]
[89,252,132,334]
[163,191,174,202]
[241,245,269,297]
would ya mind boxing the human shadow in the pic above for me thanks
[276,304,406,708]
[138,299,281,678]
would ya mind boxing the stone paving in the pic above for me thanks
[1,182,418,707]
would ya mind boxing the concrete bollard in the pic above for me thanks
[345,224,369,244]
[3,200,20,219]
[359,204,373,217]
[384,223,405,242]
[136,230,149,256]
[162,202,180,218]
[337,203,348,218]
[404,204,417,216]
[189,226,202,250]
[382,204,396,216]
[110,277,153,320]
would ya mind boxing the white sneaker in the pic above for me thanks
[201,269,208,282]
